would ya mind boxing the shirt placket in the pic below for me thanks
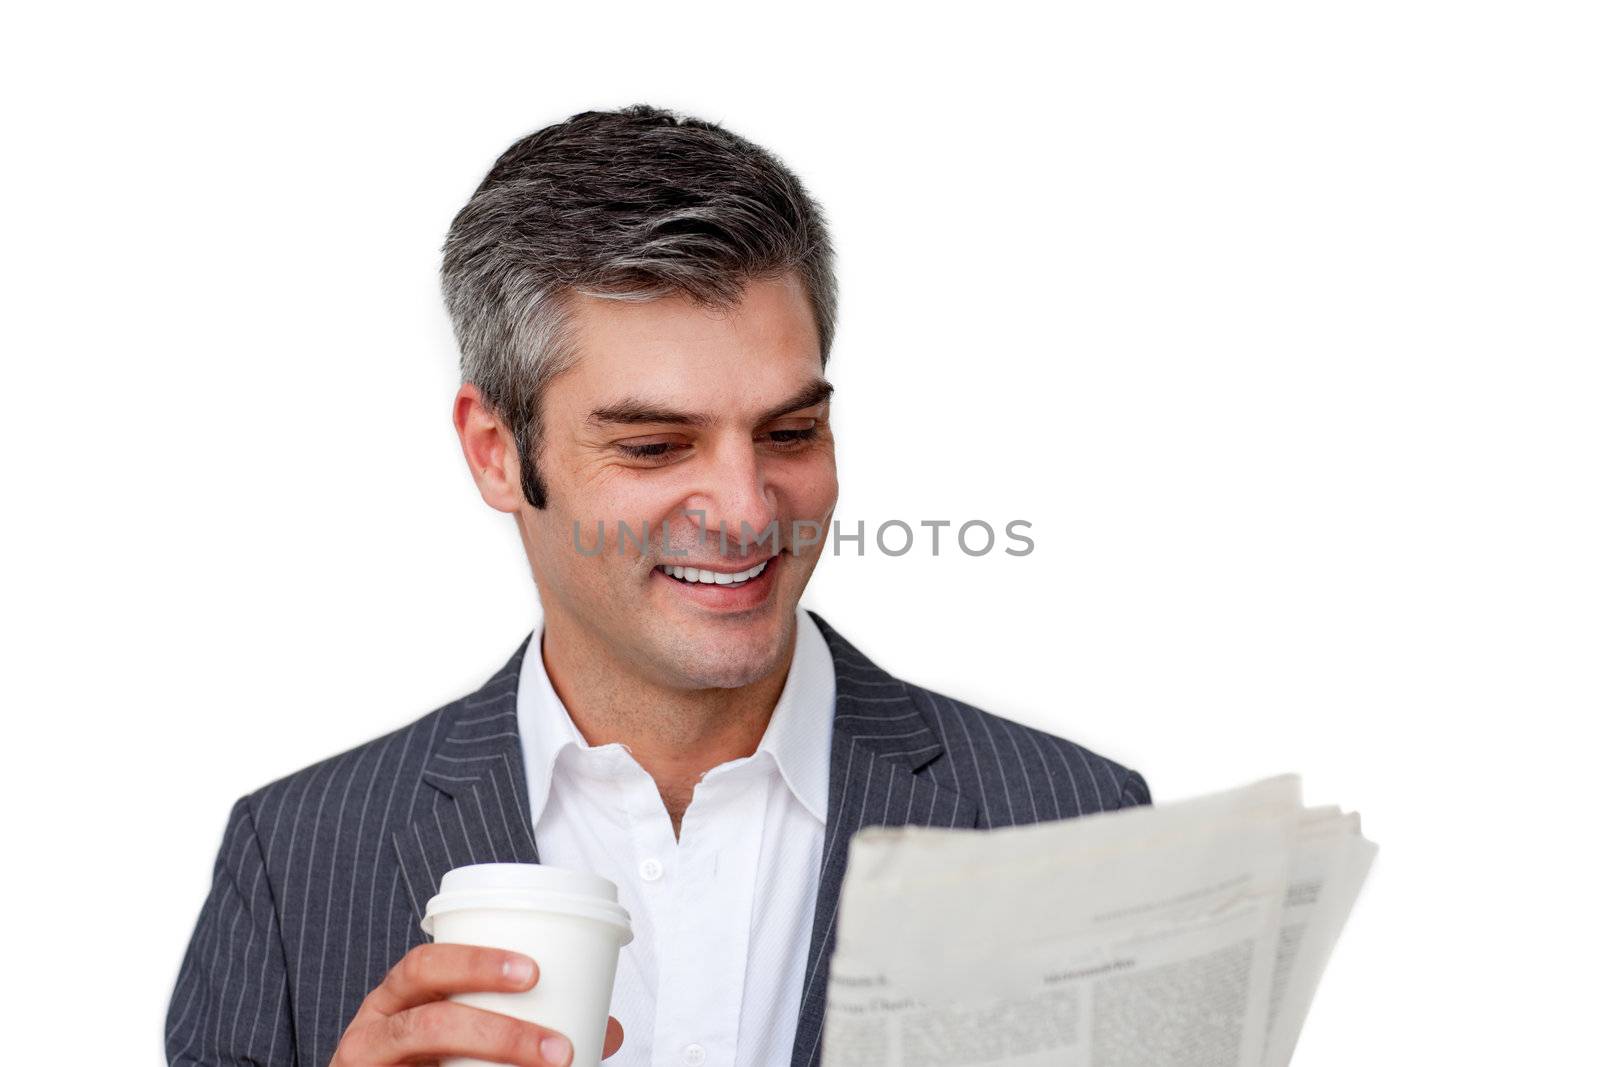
[670,764,774,1067]
[608,756,691,1067]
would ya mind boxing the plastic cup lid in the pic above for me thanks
[421,863,634,944]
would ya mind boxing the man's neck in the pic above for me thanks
[538,616,797,837]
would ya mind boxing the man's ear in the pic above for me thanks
[453,383,526,514]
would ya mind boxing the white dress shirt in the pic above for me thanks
[516,605,836,1067]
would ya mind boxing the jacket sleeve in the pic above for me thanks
[166,794,297,1066]
[1118,769,1153,809]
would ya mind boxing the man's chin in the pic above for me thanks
[658,613,795,690]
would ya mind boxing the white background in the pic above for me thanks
[3,2,1595,1063]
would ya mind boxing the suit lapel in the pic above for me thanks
[391,634,542,926]
[791,611,978,1067]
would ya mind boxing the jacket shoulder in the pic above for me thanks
[900,680,1151,824]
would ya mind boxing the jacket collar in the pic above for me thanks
[390,609,976,1066]
[787,612,978,1066]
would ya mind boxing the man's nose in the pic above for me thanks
[693,442,779,557]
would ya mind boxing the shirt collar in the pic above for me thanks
[516,605,836,826]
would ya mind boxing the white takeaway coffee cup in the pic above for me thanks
[421,863,634,1067]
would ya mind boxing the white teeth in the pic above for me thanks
[661,558,770,585]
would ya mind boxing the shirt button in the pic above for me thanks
[638,857,664,882]
[682,1043,706,1066]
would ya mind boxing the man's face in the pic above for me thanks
[516,271,837,691]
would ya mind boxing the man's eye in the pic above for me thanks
[616,441,684,460]
[766,426,819,448]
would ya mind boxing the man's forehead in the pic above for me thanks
[549,272,827,426]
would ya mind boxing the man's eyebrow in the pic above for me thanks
[756,378,833,425]
[586,378,833,429]
[586,400,710,428]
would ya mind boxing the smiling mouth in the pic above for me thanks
[655,556,773,587]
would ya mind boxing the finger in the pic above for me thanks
[364,943,539,1017]
[602,1015,625,1058]
[368,1000,574,1067]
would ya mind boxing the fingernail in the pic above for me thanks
[541,1034,571,1066]
[502,954,536,985]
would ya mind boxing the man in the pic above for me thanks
[166,104,1150,1067]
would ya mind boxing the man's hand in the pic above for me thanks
[330,943,625,1067]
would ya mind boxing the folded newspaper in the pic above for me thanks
[820,776,1375,1067]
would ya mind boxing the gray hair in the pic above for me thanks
[440,104,838,509]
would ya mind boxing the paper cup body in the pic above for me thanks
[421,864,633,1067]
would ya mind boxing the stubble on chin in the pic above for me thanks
[653,606,797,691]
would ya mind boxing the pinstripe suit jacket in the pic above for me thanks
[166,610,1150,1067]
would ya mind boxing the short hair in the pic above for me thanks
[440,104,838,509]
